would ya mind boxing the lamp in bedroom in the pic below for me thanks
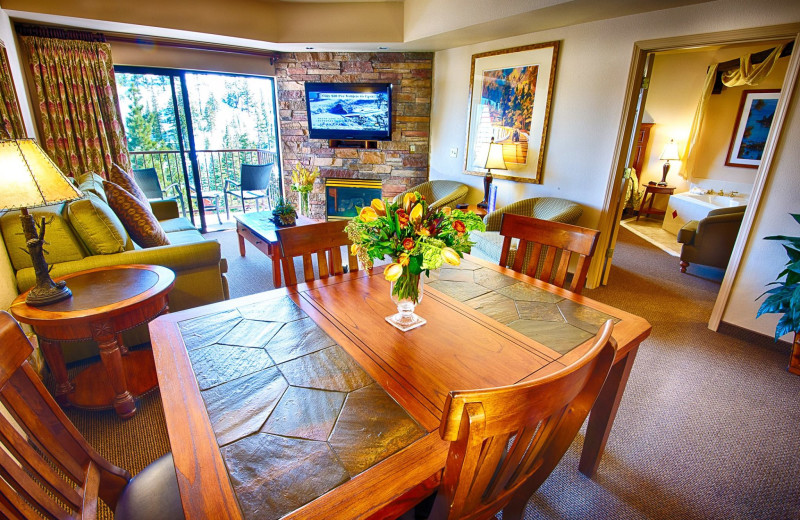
[659,139,680,186]
[479,137,507,209]
[0,138,82,306]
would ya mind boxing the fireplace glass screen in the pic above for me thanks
[325,179,383,220]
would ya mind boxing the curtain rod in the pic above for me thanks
[15,23,106,42]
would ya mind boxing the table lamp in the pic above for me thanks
[479,137,506,209]
[659,139,680,186]
[0,138,82,306]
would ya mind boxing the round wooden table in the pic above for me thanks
[10,265,175,418]
[455,203,488,217]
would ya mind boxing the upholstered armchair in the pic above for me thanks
[677,206,746,273]
[469,197,584,268]
[393,180,468,210]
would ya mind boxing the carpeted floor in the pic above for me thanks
[62,227,799,519]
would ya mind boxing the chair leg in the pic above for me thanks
[225,193,231,220]
[214,195,222,225]
[680,260,689,273]
[502,493,529,520]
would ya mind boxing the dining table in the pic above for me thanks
[148,254,651,520]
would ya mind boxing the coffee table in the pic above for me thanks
[235,211,321,287]
[10,264,175,418]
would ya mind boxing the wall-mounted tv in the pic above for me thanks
[305,82,393,141]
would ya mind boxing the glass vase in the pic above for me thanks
[299,191,310,217]
[386,270,426,331]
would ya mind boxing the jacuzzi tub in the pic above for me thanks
[662,192,748,235]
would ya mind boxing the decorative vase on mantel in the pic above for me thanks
[386,268,425,332]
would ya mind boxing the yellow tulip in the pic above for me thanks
[350,243,360,256]
[441,247,461,266]
[370,198,386,216]
[403,192,417,212]
[409,203,423,224]
[441,206,452,216]
[384,262,403,282]
[359,206,378,223]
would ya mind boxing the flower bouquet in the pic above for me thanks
[346,192,485,331]
[290,163,320,216]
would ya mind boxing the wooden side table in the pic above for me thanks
[10,265,175,418]
[636,184,676,221]
[455,203,488,218]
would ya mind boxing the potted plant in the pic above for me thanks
[271,197,297,227]
[756,213,800,375]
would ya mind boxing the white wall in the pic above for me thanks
[428,0,800,337]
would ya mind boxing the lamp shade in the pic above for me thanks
[0,139,82,211]
[659,139,681,161]
[484,140,507,170]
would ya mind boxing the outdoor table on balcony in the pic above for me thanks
[148,255,651,520]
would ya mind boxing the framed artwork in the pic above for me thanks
[464,41,560,184]
[725,89,780,169]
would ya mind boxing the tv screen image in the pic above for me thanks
[305,83,393,141]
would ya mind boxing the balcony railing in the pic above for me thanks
[129,148,281,223]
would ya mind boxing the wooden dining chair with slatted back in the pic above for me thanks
[499,213,600,294]
[0,311,185,520]
[275,220,359,287]
[424,319,616,520]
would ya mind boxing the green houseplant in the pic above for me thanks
[756,213,800,375]
[271,197,297,227]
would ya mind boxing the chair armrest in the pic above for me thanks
[150,200,180,221]
[677,220,698,244]
[163,182,183,199]
[224,179,240,192]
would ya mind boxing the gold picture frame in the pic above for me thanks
[463,41,560,184]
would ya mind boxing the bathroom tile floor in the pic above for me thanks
[620,218,682,257]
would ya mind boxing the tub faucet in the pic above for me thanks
[716,189,725,195]
[728,191,739,197]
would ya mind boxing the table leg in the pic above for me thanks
[92,321,136,418]
[636,193,648,221]
[38,339,74,408]
[579,345,639,477]
[269,243,282,288]
[238,231,246,257]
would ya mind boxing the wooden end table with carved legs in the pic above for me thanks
[11,265,175,419]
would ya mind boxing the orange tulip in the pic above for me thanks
[398,253,410,266]
[441,206,452,216]
[384,262,403,282]
[359,206,378,223]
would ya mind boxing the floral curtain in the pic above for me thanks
[0,43,25,139]
[20,33,129,178]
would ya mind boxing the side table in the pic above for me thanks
[455,203,488,218]
[10,265,175,418]
[636,184,676,221]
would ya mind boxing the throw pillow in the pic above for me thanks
[75,171,109,203]
[103,180,170,248]
[108,163,149,204]
[67,192,130,255]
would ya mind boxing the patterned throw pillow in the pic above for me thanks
[103,180,170,248]
[108,163,149,204]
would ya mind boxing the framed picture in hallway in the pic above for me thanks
[463,41,560,185]
[725,89,780,168]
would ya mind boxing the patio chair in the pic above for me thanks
[132,167,186,216]
[189,185,223,225]
[224,163,273,219]
[0,311,185,520]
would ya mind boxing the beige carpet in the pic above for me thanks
[60,228,798,519]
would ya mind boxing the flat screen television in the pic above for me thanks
[305,82,393,141]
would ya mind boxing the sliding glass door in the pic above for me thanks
[115,66,282,231]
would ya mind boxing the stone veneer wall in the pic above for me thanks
[274,52,433,219]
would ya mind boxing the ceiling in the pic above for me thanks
[3,0,715,52]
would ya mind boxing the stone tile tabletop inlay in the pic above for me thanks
[262,386,346,441]
[238,295,306,323]
[427,279,491,302]
[219,319,283,349]
[178,309,241,351]
[279,345,373,392]
[189,344,274,390]
[223,433,349,520]
[508,320,594,354]
[266,317,336,364]
[496,282,564,303]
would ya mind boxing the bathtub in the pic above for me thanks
[662,192,748,235]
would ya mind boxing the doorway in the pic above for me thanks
[594,24,800,330]
[115,67,282,232]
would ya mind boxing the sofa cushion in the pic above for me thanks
[109,163,149,205]
[103,181,170,248]
[67,193,132,255]
[74,171,108,203]
[0,204,86,271]
[159,218,199,234]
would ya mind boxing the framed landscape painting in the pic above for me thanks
[725,89,780,168]
[464,41,560,184]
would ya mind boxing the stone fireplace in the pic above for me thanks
[325,178,382,220]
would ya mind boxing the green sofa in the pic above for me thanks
[468,197,584,268]
[0,181,229,362]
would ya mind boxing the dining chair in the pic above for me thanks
[275,220,358,287]
[224,163,273,219]
[498,213,600,294]
[424,319,616,520]
[132,167,186,217]
[0,311,184,520]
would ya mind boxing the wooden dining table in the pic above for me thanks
[149,255,651,520]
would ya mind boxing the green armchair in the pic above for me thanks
[469,197,584,268]
[677,206,746,273]
[393,180,469,210]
